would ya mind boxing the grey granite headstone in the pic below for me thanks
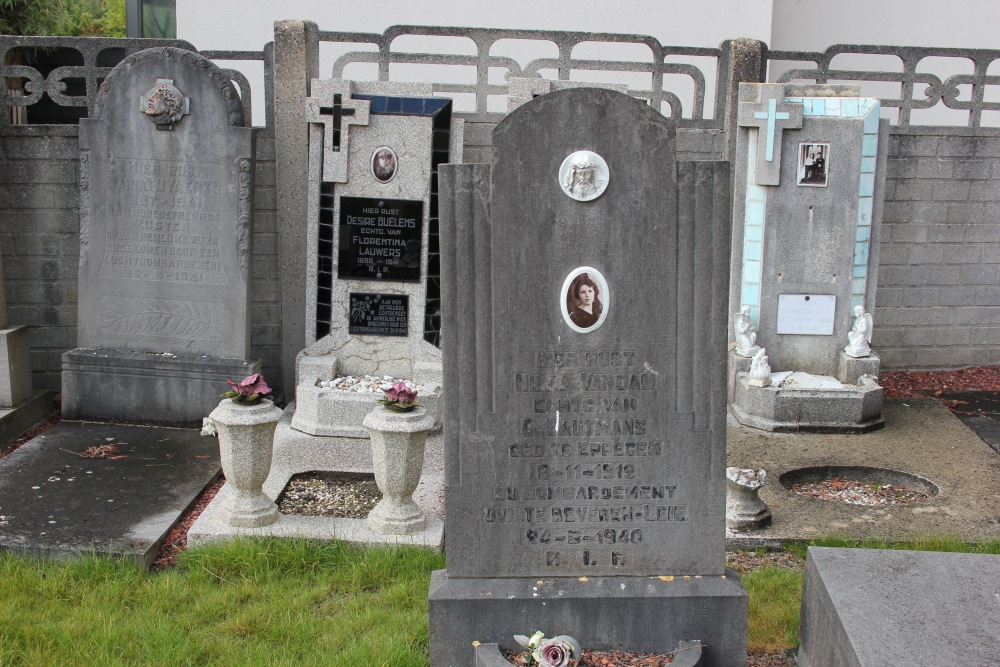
[62,47,259,426]
[798,547,1000,667]
[728,83,888,432]
[430,88,746,666]
[290,80,462,436]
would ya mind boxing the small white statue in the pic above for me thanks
[748,348,771,387]
[733,305,761,357]
[844,305,874,358]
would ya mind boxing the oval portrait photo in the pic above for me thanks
[371,146,397,183]
[561,267,610,333]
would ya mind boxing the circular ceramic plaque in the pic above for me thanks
[371,146,397,183]
[558,150,609,201]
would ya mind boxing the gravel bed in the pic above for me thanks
[790,478,929,506]
[314,374,422,394]
[277,471,381,518]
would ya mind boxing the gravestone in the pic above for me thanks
[62,47,259,426]
[728,83,887,432]
[290,80,462,436]
[429,88,747,666]
[797,547,1000,666]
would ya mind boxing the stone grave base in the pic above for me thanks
[187,403,444,550]
[797,547,1000,667]
[0,390,53,449]
[61,348,260,427]
[730,373,884,433]
[290,383,440,437]
[428,570,748,667]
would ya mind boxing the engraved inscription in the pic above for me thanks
[493,348,681,570]
[101,157,226,285]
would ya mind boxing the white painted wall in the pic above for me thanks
[770,0,1000,50]
[178,0,774,124]
[177,0,774,52]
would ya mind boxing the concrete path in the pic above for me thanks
[728,397,1000,544]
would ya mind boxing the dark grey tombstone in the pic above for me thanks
[798,547,1000,666]
[62,47,259,426]
[429,88,747,667]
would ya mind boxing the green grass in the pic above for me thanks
[0,538,445,666]
[2,535,1000,664]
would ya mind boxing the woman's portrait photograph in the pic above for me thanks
[797,142,829,187]
[371,146,397,183]
[561,267,609,333]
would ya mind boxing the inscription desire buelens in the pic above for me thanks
[338,196,423,282]
[102,157,225,285]
[488,349,684,569]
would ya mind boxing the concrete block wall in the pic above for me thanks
[249,130,282,387]
[0,127,80,391]
[876,130,1000,369]
[0,126,283,393]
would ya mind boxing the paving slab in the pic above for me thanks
[0,421,220,567]
[727,397,1000,545]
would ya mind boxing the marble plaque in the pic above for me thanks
[348,293,408,336]
[337,196,423,282]
[776,294,836,335]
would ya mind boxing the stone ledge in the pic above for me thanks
[430,570,747,667]
[61,348,260,427]
[730,374,884,433]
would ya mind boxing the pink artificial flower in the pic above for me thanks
[383,380,417,404]
[227,373,272,397]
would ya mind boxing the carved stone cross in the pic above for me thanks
[737,91,802,186]
[306,81,370,183]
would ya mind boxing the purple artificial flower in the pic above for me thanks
[537,638,572,667]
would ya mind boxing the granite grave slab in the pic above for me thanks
[62,46,259,426]
[0,421,220,567]
[797,547,1000,667]
[430,87,746,666]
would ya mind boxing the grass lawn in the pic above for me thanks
[1,536,999,665]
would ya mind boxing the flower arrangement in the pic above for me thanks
[376,380,420,412]
[220,373,272,405]
[513,631,581,667]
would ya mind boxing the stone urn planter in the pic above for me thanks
[726,466,772,532]
[209,398,283,528]
[363,406,434,535]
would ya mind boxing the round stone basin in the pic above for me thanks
[779,466,940,506]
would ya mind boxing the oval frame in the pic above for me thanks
[561,267,610,333]
[558,150,609,201]
[371,146,398,183]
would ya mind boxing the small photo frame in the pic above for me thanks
[561,267,609,333]
[371,146,397,183]
[797,142,829,187]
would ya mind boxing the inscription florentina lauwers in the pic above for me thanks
[561,267,609,333]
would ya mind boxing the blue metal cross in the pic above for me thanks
[754,98,790,162]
